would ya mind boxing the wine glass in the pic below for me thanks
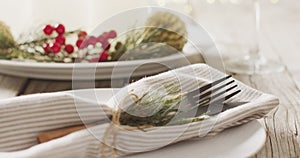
[225,0,285,74]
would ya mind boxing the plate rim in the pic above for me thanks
[0,49,201,68]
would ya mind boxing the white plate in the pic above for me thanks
[0,50,203,80]
[124,120,266,158]
[0,7,220,80]
[79,89,266,158]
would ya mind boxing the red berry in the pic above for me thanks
[96,35,105,43]
[50,42,61,54]
[102,32,109,39]
[64,44,74,54]
[55,24,65,35]
[78,31,88,39]
[99,51,109,61]
[43,43,51,54]
[43,25,54,35]
[76,39,89,49]
[55,35,66,45]
[87,36,97,45]
[108,30,117,38]
[76,39,83,48]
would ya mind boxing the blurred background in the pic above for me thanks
[0,0,298,71]
[0,0,292,37]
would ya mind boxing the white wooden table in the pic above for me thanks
[194,1,300,157]
[0,1,299,157]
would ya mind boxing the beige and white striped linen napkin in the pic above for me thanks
[0,64,278,158]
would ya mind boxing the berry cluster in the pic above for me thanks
[76,30,117,62]
[42,24,75,55]
[76,30,116,50]
[40,23,117,63]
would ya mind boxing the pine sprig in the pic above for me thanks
[117,83,209,127]
[110,27,180,61]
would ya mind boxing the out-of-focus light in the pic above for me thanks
[157,0,166,6]
[220,0,228,4]
[230,0,238,4]
[270,0,279,4]
[174,0,188,3]
[206,0,215,4]
[184,4,193,14]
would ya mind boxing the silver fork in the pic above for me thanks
[178,75,241,117]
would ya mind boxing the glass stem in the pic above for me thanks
[250,0,262,59]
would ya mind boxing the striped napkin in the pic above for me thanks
[0,64,278,158]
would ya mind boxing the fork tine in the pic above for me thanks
[196,84,238,104]
[183,89,241,114]
[192,80,235,99]
[195,101,247,116]
[210,89,242,104]
[190,86,239,109]
[198,89,242,116]
[188,75,232,96]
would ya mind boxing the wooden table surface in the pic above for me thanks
[0,1,299,158]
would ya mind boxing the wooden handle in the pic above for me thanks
[38,125,86,143]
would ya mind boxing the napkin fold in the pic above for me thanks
[0,64,278,158]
